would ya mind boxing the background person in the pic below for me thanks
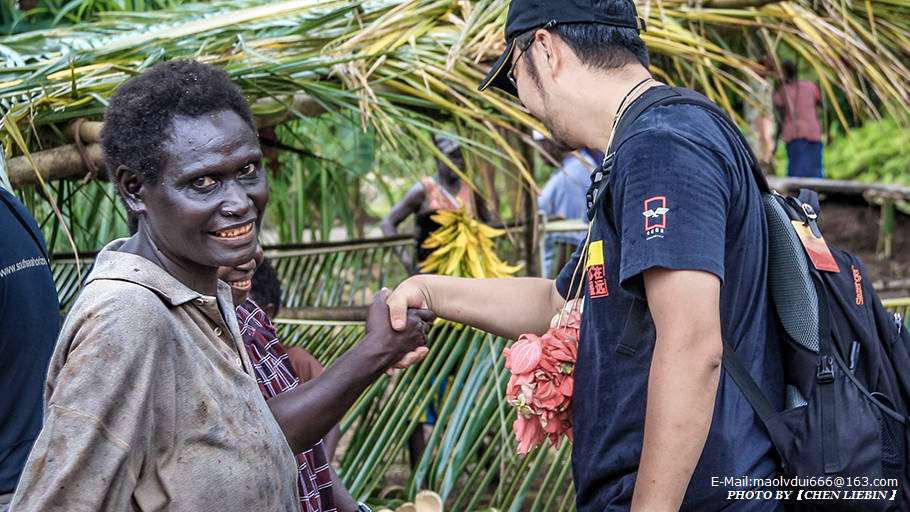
[0,187,59,512]
[381,134,490,274]
[249,258,329,406]
[219,251,356,511]
[380,133,492,468]
[389,0,783,510]
[536,131,601,278]
[744,56,776,174]
[10,59,432,512]
[773,59,827,178]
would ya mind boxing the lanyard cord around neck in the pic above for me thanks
[605,77,655,164]
[557,77,656,320]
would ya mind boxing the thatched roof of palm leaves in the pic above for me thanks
[1,0,909,192]
[2,2,908,509]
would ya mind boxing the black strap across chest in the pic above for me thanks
[583,86,770,357]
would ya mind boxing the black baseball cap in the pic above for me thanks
[478,0,646,96]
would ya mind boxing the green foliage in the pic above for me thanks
[268,115,373,243]
[1,0,193,34]
[773,115,910,185]
[824,117,910,185]
[18,179,129,253]
[267,112,441,243]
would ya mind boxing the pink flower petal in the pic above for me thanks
[558,376,574,397]
[507,320,579,453]
[507,336,542,374]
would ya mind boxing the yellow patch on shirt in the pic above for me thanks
[587,240,604,267]
[586,240,609,298]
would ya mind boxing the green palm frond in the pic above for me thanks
[276,318,576,511]
[3,0,909,162]
[4,0,909,249]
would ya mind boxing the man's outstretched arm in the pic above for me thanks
[387,274,566,340]
[631,267,724,512]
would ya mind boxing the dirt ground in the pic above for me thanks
[815,195,910,298]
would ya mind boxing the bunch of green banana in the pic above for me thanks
[419,207,523,278]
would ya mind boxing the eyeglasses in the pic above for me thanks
[506,21,555,89]
[507,36,535,89]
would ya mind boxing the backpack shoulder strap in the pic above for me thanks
[586,86,683,222]
[587,86,770,223]
[605,87,772,357]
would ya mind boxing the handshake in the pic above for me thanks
[361,286,436,373]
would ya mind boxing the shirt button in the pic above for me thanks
[195,298,205,306]
[213,327,223,337]
[235,357,242,367]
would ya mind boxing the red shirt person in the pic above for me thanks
[773,60,826,178]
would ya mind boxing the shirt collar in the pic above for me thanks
[87,238,231,307]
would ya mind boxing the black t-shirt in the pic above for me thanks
[556,90,784,511]
[0,187,59,493]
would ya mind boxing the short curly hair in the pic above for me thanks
[251,258,283,316]
[101,59,256,184]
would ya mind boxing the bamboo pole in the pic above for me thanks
[8,143,105,188]
[767,176,910,199]
[878,197,895,261]
[6,93,328,189]
[62,120,103,144]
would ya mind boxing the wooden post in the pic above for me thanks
[879,197,895,261]
[8,143,105,188]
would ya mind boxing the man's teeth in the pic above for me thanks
[215,223,252,238]
[230,279,251,289]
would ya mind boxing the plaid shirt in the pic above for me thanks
[236,298,336,512]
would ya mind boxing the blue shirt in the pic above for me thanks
[0,187,59,494]
[556,89,784,511]
[539,150,599,277]
[538,150,598,242]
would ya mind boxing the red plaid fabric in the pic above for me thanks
[236,298,336,512]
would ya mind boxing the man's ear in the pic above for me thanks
[263,303,278,319]
[534,29,565,82]
[115,165,146,215]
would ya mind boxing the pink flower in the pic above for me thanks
[504,334,542,375]
[513,415,547,455]
[502,309,580,454]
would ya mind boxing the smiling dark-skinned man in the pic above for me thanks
[10,60,432,512]
[386,1,784,510]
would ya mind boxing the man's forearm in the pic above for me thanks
[631,331,722,511]
[267,338,391,453]
[405,274,565,340]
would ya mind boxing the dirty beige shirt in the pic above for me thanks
[11,240,299,511]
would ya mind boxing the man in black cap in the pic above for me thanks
[388,1,782,510]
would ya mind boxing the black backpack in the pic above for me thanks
[587,86,910,510]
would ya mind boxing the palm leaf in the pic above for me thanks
[3,0,909,248]
[275,318,575,511]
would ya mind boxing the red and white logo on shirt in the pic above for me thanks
[643,196,669,240]
[585,240,609,299]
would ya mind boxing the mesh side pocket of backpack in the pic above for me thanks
[763,193,819,354]
[786,384,808,408]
